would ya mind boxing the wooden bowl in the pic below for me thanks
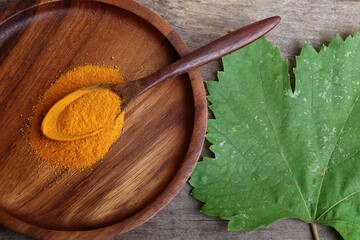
[0,0,207,239]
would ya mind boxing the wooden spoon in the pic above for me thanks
[42,16,281,141]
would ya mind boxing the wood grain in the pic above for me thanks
[0,0,206,239]
[2,0,360,239]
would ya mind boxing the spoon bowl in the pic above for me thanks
[41,87,111,141]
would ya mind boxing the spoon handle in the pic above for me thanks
[118,16,280,102]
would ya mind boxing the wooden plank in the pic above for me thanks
[2,0,360,239]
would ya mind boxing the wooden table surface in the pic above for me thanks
[1,0,360,239]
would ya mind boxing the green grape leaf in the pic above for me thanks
[190,33,360,240]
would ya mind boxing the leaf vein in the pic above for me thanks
[317,189,360,221]
[313,91,360,218]
[257,53,312,220]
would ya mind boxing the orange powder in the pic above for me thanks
[57,89,121,137]
[29,65,125,169]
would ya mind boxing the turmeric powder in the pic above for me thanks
[57,89,120,137]
[29,65,125,170]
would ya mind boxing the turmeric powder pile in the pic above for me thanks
[29,65,125,169]
[56,89,121,137]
